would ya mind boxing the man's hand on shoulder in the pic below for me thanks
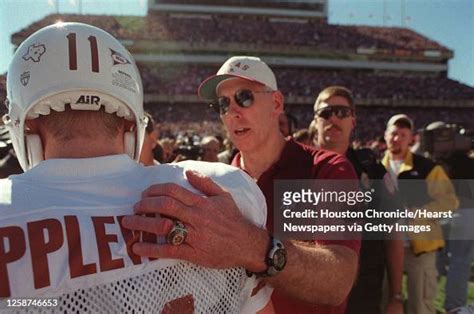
[122,170,269,271]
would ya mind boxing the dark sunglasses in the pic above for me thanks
[315,105,353,120]
[209,89,273,115]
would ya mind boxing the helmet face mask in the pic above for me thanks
[4,22,146,170]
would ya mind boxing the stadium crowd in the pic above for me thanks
[138,65,474,100]
[2,84,466,147]
[13,13,449,56]
[143,103,472,146]
[1,68,472,145]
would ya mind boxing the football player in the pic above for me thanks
[0,22,270,313]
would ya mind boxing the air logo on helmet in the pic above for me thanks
[20,71,30,86]
[110,49,131,65]
[22,44,46,63]
[75,95,101,106]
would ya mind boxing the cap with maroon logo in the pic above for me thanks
[198,56,277,100]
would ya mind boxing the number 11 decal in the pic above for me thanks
[67,32,100,73]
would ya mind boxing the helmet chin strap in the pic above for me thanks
[26,134,44,169]
[123,131,136,159]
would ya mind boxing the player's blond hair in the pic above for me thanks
[35,105,124,142]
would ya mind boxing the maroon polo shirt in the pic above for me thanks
[231,139,360,314]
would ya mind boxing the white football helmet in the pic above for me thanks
[2,22,147,170]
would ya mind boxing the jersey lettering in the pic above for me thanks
[0,214,158,297]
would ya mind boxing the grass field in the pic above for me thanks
[402,275,474,313]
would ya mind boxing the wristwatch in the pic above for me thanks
[250,236,287,277]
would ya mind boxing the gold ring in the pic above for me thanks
[167,220,188,246]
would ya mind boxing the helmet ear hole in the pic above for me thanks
[124,132,135,159]
[26,134,44,168]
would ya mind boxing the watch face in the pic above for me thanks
[272,249,287,271]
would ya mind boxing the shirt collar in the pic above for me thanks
[231,138,297,175]
[382,150,414,174]
[23,154,138,180]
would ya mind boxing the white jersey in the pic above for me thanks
[0,155,270,313]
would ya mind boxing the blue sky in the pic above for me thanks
[1,0,473,87]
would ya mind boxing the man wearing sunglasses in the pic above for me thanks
[314,86,405,314]
[124,56,361,313]
[199,56,361,313]
[313,89,355,155]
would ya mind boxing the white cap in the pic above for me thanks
[386,114,414,131]
[198,56,277,100]
[425,121,446,131]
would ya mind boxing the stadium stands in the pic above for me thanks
[138,64,474,101]
[12,13,450,57]
[147,103,471,144]
[1,68,469,143]
[153,0,325,11]
[4,11,473,143]
[0,75,5,116]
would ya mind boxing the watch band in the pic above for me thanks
[247,236,287,277]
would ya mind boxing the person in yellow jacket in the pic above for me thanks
[382,114,459,314]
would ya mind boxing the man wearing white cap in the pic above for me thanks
[125,56,361,313]
[203,56,363,313]
[382,114,458,314]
